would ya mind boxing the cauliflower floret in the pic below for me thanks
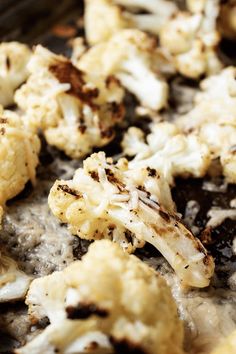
[17,240,184,354]
[0,106,40,215]
[76,29,169,111]
[211,329,236,354]
[15,45,124,159]
[0,42,31,107]
[160,0,222,78]
[122,122,211,185]
[48,152,214,287]
[0,248,31,302]
[84,0,178,44]
[177,67,236,182]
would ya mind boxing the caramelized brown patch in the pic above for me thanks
[89,171,99,182]
[66,303,108,319]
[0,128,5,135]
[146,167,156,177]
[110,337,146,354]
[57,184,81,198]
[0,118,7,124]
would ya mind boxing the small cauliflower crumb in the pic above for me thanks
[0,105,40,217]
[0,42,31,107]
[15,45,124,159]
[48,151,214,288]
[17,240,184,354]
[75,29,170,111]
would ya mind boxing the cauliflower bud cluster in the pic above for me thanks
[48,152,214,288]
[17,240,184,354]
[15,45,124,159]
[0,105,40,223]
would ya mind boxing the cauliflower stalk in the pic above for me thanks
[15,45,124,159]
[76,29,169,111]
[0,42,31,107]
[160,0,222,78]
[177,67,236,183]
[17,240,184,354]
[48,152,214,288]
[84,0,178,44]
[0,105,40,215]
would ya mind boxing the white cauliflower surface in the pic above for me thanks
[0,105,40,215]
[0,42,31,107]
[0,249,31,303]
[84,0,178,44]
[17,240,184,354]
[15,45,124,159]
[177,67,236,183]
[160,0,222,78]
[48,152,214,288]
[210,329,236,354]
[75,29,170,111]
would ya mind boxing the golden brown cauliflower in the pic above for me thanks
[160,0,222,78]
[75,29,170,111]
[0,106,40,215]
[218,0,236,40]
[84,0,178,44]
[0,41,31,107]
[48,152,214,288]
[17,240,184,354]
[211,329,236,354]
[15,45,124,159]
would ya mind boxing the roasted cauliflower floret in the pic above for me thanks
[211,329,236,354]
[160,0,222,78]
[0,42,31,107]
[85,0,178,44]
[0,106,40,214]
[177,67,236,182]
[122,122,211,185]
[17,240,184,354]
[76,29,169,111]
[48,152,214,287]
[15,45,124,159]
[0,248,31,302]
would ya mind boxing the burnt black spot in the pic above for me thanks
[89,170,99,182]
[6,56,11,70]
[57,184,81,198]
[66,303,108,319]
[110,337,146,354]
[146,167,156,177]
[159,210,170,222]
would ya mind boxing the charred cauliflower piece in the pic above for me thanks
[0,42,31,107]
[177,67,236,183]
[15,45,124,159]
[85,0,178,44]
[0,248,30,302]
[122,122,211,185]
[76,29,169,111]
[211,329,236,354]
[160,0,222,78]
[48,152,214,287]
[0,106,40,217]
[17,240,184,354]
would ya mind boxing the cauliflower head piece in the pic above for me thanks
[0,248,31,302]
[0,41,31,107]
[76,29,169,111]
[84,0,178,44]
[160,0,222,78]
[0,105,40,212]
[48,152,214,287]
[177,67,236,182]
[18,240,184,354]
[15,45,124,159]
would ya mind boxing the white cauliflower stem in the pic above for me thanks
[84,0,178,44]
[17,240,184,354]
[48,152,214,288]
[76,29,169,111]
[0,105,40,217]
[0,42,31,107]
[15,45,124,159]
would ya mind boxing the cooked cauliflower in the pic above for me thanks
[76,29,169,111]
[0,248,31,302]
[84,0,178,44]
[48,152,214,287]
[15,45,124,159]
[122,122,211,185]
[0,106,40,214]
[0,42,31,107]
[177,67,236,182]
[160,0,222,78]
[17,240,184,354]
[211,329,236,354]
